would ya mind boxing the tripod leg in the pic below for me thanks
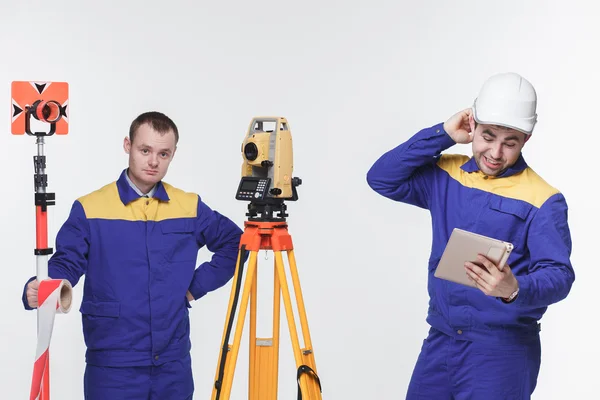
[249,254,281,400]
[274,251,322,400]
[212,248,244,400]
[272,258,281,396]
[212,249,258,400]
[287,249,322,399]
[249,259,257,398]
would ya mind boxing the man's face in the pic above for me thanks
[123,123,177,191]
[470,118,529,177]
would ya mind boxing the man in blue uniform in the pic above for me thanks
[367,72,574,399]
[23,111,244,399]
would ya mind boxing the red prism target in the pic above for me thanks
[11,81,69,136]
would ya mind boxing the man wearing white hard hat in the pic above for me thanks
[367,72,574,399]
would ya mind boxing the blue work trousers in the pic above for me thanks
[407,327,541,399]
[84,354,194,400]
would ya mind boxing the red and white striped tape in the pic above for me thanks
[30,279,72,400]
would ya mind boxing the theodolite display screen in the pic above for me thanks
[240,180,258,191]
[236,177,270,201]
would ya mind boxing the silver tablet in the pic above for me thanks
[434,228,514,288]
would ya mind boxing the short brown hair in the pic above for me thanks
[129,111,179,144]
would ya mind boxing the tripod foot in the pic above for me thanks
[297,365,322,400]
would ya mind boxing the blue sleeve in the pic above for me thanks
[22,200,90,310]
[188,198,245,300]
[366,122,456,209]
[21,276,37,310]
[513,193,575,309]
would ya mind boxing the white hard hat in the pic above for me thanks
[472,72,538,135]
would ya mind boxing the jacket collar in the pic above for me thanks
[460,153,528,178]
[117,169,170,205]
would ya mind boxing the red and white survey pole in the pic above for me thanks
[11,81,73,400]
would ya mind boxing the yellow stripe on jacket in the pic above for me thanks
[78,181,198,221]
[436,154,560,208]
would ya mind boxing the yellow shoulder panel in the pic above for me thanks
[155,182,198,221]
[436,154,560,208]
[77,182,131,220]
[77,181,199,221]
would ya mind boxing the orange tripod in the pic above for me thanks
[211,216,322,400]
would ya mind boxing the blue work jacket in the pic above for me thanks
[23,169,243,366]
[366,123,575,344]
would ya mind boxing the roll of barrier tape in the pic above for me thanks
[29,279,73,400]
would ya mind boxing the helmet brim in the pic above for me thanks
[473,105,536,135]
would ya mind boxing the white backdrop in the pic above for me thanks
[0,1,597,399]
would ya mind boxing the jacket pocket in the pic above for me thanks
[159,219,197,262]
[482,196,532,248]
[79,300,126,350]
[489,196,532,221]
[80,300,120,317]
[160,219,195,234]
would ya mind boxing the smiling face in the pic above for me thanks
[469,115,530,176]
[123,122,177,193]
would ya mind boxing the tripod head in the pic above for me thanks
[243,179,302,222]
[235,117,302,222]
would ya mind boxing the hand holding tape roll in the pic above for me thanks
[29,279,73,400]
